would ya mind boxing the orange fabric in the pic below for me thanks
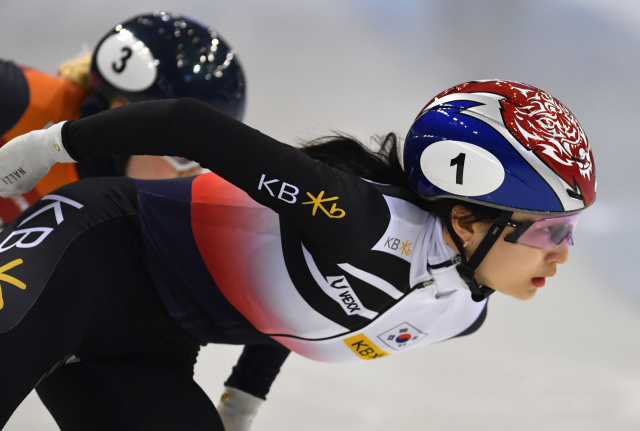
[1,68,87,141]
[0,67,86,225]
[33,163,81,197]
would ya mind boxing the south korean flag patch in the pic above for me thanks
[377,322,426,351]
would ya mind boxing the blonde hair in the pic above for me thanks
[57,50,93,93]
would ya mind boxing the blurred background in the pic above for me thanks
[2,0,639,429]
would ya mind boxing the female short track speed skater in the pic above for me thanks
[0,11,245,227]
[0,79,596,430]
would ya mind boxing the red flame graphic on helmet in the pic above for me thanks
[428,80,596,207]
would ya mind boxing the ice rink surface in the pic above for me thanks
[2,0,640,429]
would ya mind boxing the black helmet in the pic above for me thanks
[90,11,245,120]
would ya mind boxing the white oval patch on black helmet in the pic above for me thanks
[95,31,157,92]
[419,140,505,196]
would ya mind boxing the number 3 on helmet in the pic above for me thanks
[91,11,246,121]
[404,79,596,215]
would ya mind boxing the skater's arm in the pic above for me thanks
[224,344,290,399]
[63,98,391,262]
[216,344,290,431]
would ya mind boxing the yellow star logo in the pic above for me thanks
[0,259,26,310]
[301,191,345,218]
[401,240,412,256]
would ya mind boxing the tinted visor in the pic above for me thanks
[504,214,580,250]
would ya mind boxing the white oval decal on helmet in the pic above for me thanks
[95,31,157,92]
[420,140,505,196]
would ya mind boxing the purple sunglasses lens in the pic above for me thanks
[515,214,580,249]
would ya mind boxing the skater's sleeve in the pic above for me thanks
[0,60,29,138]
[224,344,291,400]
[62,98,391,262]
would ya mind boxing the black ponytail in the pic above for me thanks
[300,132,409,188]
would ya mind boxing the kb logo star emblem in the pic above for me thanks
[0,259,26,310]
[302,191,345,219]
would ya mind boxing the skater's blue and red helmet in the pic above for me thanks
[404,80,596,215]
[90,11,245,121]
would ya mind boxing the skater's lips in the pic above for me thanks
[531,271,555,288]
[531,277,546,287]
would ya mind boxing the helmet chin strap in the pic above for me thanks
[444,210,513,302]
